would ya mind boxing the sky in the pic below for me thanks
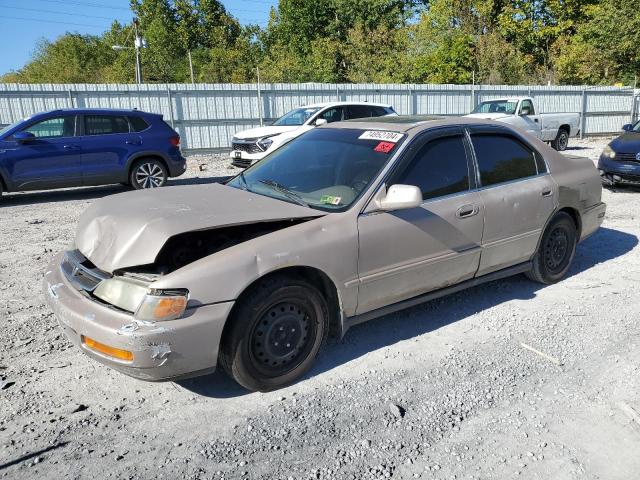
[0,0,277,76]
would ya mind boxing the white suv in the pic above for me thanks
[230,101,397,167]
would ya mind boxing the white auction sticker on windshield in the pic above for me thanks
[358,131,404,143]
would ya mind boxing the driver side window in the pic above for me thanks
[520,100,535,115]
[317,107,343,123]
[394,134,471,201]
[22,116,76,139]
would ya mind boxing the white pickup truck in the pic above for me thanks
[466,97,580,151]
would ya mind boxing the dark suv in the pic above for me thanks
[0,108,186,197]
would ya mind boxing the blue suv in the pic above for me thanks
[0,108,186,197]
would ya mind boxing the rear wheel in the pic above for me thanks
[551,129,569,151]
[129,158,168,189]
[526,212,577,284]
[220,276,328,392]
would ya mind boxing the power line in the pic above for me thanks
[0,15,110,28]
[30,0,131,11]
[0,4,123,21]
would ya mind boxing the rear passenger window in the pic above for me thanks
[85,115,130,135]
[346,105,373,119]
[472,134,538,187]
[128,116,149,132]
[370,106,390,117]
[395,135,470,200]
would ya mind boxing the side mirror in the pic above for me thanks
[622,123,633,132]
[520,107,531,116]
[377,184,422,211]
[314,118,328,127]
[13,131,36,144]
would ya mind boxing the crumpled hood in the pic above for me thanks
[233,125,298,140]
[465,113,511,121]
[75,183,324,273]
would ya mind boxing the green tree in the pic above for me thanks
[1,32,117,83]
[131,0,186,82]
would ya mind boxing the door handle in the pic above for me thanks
[63,145,79,150]
[456,204,479,218]
[541,189,553,197]
[125,140,141,145]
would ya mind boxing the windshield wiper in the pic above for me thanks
[258,179,309,208]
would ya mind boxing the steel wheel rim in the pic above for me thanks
[135,163,164,188]
[250,301,315,377]
[559,132,568,150]
[544,227,570,273]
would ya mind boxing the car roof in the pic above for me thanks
[34,108,152,116]
[298,101,392,109]
[324,116,517,134]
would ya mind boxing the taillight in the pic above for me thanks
[169,135,180,147]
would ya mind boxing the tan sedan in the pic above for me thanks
[43,117,606,391]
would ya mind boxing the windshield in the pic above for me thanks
[472,100,518,115]
[0,119,24,138]
[272,107,322,126]
[633,121,640,132]
[227,128,405,211]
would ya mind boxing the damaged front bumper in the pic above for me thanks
[43,253,234,381]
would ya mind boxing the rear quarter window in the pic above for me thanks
[85,115,130,135]
[472,134,538,187]
[128,116,150,132]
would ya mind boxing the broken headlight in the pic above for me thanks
[94,277,149,313]
[94,278,189,321]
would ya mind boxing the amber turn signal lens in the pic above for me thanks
[135,292,189,321]
[153,297,187,319]
[81,335,133,362]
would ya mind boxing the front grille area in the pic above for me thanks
[617,174,640,184]
[616,153,640,163]
[232,157,252,168]
[232,141,262,154]
[61,250,111,292]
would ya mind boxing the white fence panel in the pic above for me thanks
[0,83,637,152]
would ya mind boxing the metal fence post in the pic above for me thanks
[67,89,74,108]
[166,86,175,129]
[580,89,587,139]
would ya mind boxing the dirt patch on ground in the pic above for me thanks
[1,138,639,479]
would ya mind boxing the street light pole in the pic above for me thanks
[133,18,143,84]
[113,20,144,84]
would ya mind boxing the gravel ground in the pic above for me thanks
[1,137,639,479]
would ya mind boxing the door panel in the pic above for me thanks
[469,128,557,275]
[81,115,141,185]
[477,175,556,274]
[357,192,485,314]
[356,128,483,315]
[7,115,82,190]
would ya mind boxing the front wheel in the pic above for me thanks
[551,129,569,151]
[220,276,328,392]
[129,159,168,189]
[526,212,577,284]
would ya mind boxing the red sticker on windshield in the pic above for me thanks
[374,141,396,153]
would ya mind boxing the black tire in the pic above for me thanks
[220,276,329,392]
[526,212,577,284]
[129,158,168,190]
[551,129,569,151]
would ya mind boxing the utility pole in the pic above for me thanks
[256,67,263,127]
[133,18,143,84]
[188,50,195,85]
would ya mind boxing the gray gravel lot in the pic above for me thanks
[1,137,639,479]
